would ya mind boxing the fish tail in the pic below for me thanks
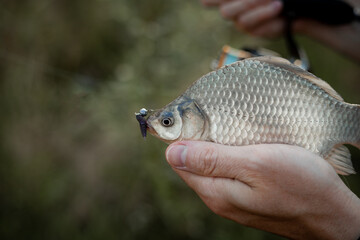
[326,103,360,175]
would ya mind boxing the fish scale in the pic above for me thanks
[139,56,360,175]
[185,59,344,155]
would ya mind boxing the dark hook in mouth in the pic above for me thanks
[135,108,148,139]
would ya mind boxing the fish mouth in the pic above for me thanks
[145,121,156,136]
[135,108,157,139]
[135,113,148,138]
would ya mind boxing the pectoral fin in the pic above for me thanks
[325,145,355,175]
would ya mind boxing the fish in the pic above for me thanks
[135,56,360,175]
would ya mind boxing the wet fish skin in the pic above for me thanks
[143,56,360,175]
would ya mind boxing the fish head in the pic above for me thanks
[146,99,207,144]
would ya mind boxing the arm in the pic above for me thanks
[166,141,360,239]
[200,0,360,62]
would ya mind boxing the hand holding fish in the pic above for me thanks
[136,56,360,238]
[166,141,360,239]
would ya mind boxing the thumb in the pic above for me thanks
[165,141,257,180]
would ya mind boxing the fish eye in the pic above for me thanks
[161,117,174,127]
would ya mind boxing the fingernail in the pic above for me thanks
[166,144,187,168]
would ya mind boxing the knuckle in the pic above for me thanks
[219,5,234,19]
[237,16,251,29]
[249,145,281,172]
[241,148,265,172]
[196,146,219,176]
[219,7,229,18]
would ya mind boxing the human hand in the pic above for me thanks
[166,141,360,239]
[199,0,360,61]
[200,0,284,37]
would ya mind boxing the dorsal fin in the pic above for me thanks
[250,56,344,101]
[325,145,355,175]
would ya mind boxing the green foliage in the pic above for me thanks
[0,1,359,239]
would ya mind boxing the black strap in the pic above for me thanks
[281,0,359,25]
[280,0,359,71]
[283,17,310,71]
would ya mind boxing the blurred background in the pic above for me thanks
[0,0,359,239]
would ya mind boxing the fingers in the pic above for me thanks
[220,0,270,19]
[236,1,282,29]
[171,164,254,216]
[165,141,261,184]
[165,141,265,213]
[217,0,284,37]
[249,18,285,37]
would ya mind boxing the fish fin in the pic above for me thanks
[325,145,356,175]
[251,56,344,101]
[251,55,292,65]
